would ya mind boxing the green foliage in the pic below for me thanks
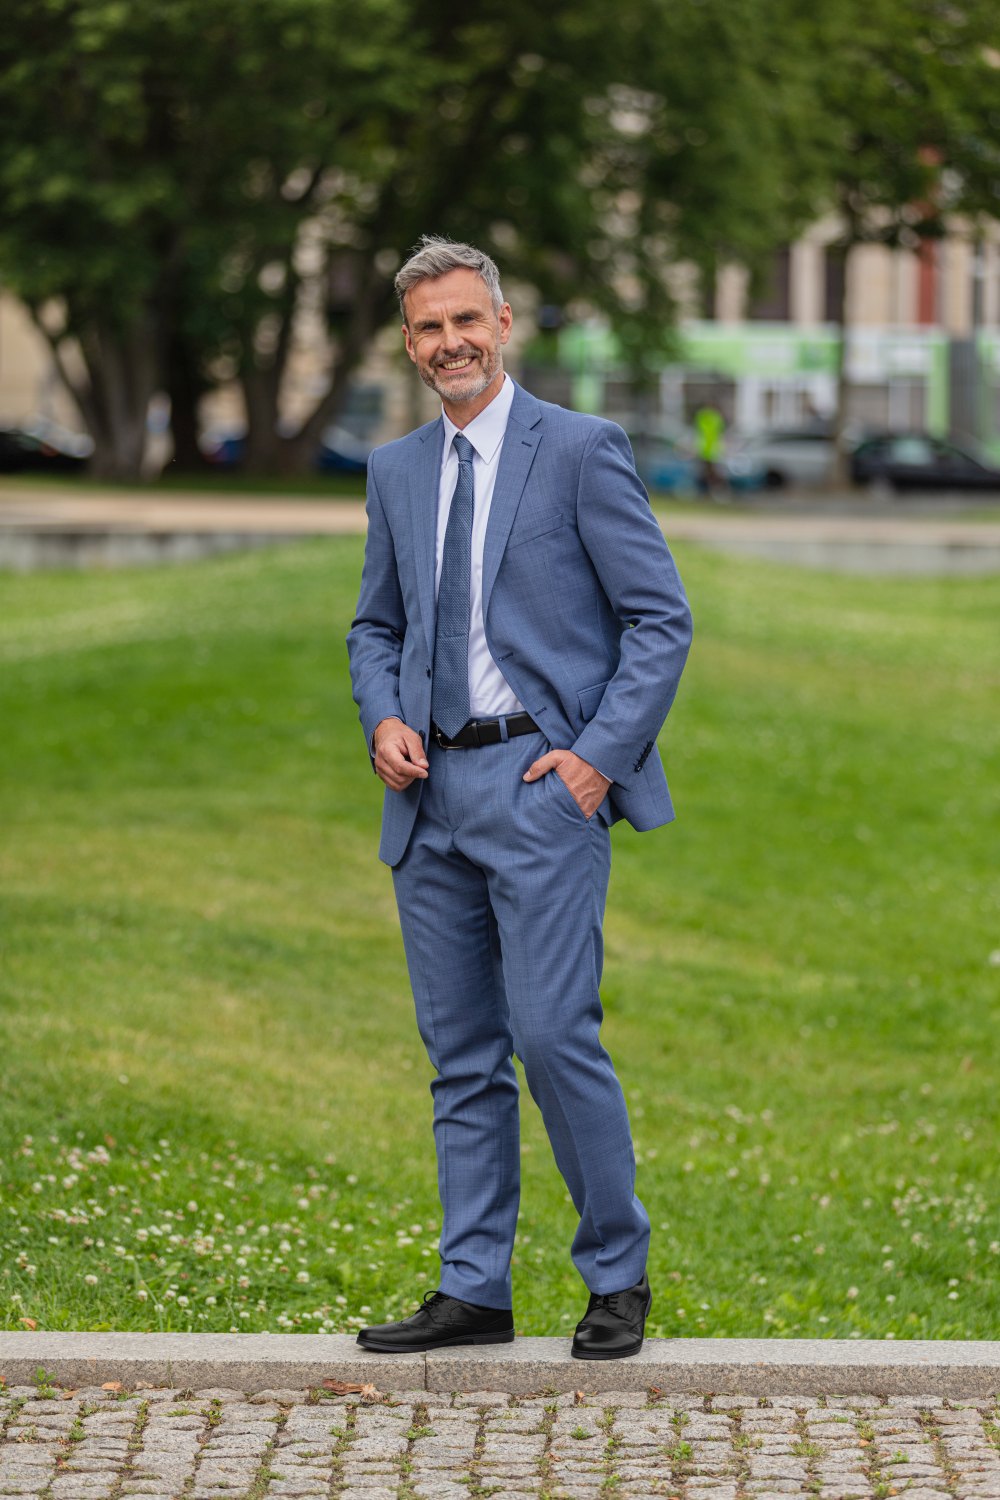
[813,0,1000,245]
[0,0,830,473]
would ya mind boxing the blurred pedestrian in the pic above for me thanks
[694,403,726,496]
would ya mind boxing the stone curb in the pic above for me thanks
[1,1333,998,1396]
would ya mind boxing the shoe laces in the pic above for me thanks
[591,1289,627,1318]
[420,1290,450,1322]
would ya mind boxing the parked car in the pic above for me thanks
[725,427,839,490]
[630,435,699,495]
[316,425,371,475]
[201,424,371,474]
[0,423,92,474]
[850,433,1000,492]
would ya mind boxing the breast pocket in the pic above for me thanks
[505,507,566,549]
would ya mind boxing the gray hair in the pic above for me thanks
[395,235,504,321]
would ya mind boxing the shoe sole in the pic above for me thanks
[356,1329,515,1354]
[570,1287,652,1361]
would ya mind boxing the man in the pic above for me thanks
[346,236,692,1359]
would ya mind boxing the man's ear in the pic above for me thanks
[498,302,513,346]
[402,322,417,363]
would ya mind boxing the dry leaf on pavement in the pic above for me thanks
[321,1378,383,1401]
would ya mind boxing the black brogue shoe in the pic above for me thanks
[571,1269,652,1360]
[356,1290,515,1354]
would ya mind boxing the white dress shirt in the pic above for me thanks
[437,375,524,718]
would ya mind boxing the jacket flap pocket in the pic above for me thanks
[578,679,610,722]
[506,508,565,548]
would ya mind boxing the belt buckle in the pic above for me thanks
[433,724,463,750]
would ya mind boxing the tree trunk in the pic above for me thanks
[829,241,853,490]
[243,363,286,473]
[237,262,396,477]
[164,325,211,473]
[31,304,161,483]
[85,318,159,482]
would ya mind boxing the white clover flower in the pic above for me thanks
[136,1289,149,1301]
[84,1274,98,1286]
[296,1271,310,1284]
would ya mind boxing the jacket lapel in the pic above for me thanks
[411,416,444,660]
[482,383,543,621]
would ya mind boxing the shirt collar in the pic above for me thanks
[441,373,514,465]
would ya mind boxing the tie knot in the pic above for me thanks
[453,433,474,464]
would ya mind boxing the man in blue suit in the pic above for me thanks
[347,236,692,1359]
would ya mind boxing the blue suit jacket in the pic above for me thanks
[347,380,693,866]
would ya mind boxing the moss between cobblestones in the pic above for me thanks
[2,1388,999,1499]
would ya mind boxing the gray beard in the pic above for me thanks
[420,347,502,404]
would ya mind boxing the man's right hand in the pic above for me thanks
[373,717,429,791]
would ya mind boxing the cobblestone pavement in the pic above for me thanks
[1,1383,999,1500]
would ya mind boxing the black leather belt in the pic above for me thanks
[431,713,539,749]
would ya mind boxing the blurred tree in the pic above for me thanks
[811,0,1000,482]
[0,0,828,477]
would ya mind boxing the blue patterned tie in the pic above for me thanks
[432,433,475,738]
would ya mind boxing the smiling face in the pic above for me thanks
[402,267,513,424]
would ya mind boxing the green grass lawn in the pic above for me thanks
[1,539,997,1340]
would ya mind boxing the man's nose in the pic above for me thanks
[441,321,468,351]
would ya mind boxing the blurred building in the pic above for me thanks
[528,217,1000,454]
[4,214,1000,464]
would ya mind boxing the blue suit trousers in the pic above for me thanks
[391,730,650,1310]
